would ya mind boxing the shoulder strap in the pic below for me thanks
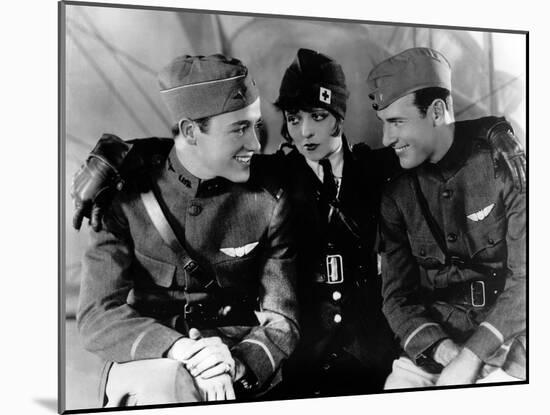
[411,172,449,258]
[140,189,200,274]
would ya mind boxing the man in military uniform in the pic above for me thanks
[367,47,526,388]
[76,54,299,406]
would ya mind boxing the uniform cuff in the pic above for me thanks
[464,322,504,362]
[130,324,184,360]
[231,339,276,388]
[403,323,448,363]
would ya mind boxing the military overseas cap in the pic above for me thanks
[275,48,349,119]
[366,47,452,110]
[158,54,259,123]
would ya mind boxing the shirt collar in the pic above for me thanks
[305,140,344,182]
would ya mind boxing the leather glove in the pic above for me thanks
[71,134,132,231]
[488,120,526,193]
[71,134,174,231]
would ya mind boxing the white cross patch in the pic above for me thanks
[320,87,332,104]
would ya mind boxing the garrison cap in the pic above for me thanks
[158,54,259,123]
[366,47,451,110]
[275,48,349,119]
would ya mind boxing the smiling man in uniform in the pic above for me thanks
[77,54,299,406]
[368,47,526,388]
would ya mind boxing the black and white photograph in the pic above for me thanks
[56,0,530,413]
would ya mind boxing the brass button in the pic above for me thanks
[188,204,202,216]
[447,233,457,243]
[442,189,453,198]
[333,314,342,323]
[332,291,342,301]
[488,238,495,245]
[419,248,426,256]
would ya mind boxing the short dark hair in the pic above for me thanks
[171,116,211,137]
[413,87,452,117]
[279,107,344,143]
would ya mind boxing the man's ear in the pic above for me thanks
[430,99,447,126]
[179,119,197,145]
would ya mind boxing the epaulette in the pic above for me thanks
[457,116,513,149]
[249,152,287,200]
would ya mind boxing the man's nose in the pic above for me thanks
[382,125,397,147]
[246,126,261,152]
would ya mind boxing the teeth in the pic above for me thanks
[394,145,409,154]
[234,155,252,164]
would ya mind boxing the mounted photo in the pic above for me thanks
[59,1,527,413]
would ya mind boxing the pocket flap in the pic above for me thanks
[465,216,505,259]
[135,250,176,288]
[408,234,446,264]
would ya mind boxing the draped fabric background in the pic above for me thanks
[61,3,526,410]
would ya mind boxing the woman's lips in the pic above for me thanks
[304,143,319,151]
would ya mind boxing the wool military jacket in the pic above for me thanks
[379,118,526,373]
[77,144,300,389]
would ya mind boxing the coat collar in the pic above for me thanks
[164,146,228,197]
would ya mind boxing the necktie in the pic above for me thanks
[320,158,337,202]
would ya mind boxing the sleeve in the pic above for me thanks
[230,190,300,389]
[464,174,526,362]
[379,189,449,363]
[76,203,184,362]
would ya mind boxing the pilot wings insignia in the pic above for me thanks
[220,242,259,258]
[467,204,495,222]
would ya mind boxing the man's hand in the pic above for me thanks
[168,328,236,380]
[433,338,461,367]
[194,373,236,401]
[436,347,483,386]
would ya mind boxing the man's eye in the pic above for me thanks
[286,116,299,125]
[234,126,247,136]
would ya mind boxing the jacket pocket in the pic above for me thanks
[134,250,176,288]
[408,234,446,267]
[464,215,506,260]
[213,256,259,289]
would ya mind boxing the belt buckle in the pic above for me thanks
[325,254,344,284]
[470,280,486,307]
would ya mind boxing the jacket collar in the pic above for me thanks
[421,124,472,180]
[164,146,228,197]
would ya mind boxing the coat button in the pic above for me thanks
[447,233,457,243]
[442,189,453,198]
[322,363,331,371]
[188,204,202,216]
[333,314,342,323]
[488,238,495,245]
[332,291,342,301]
[419,248,426,256]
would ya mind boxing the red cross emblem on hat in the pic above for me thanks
[320,87,332,104]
